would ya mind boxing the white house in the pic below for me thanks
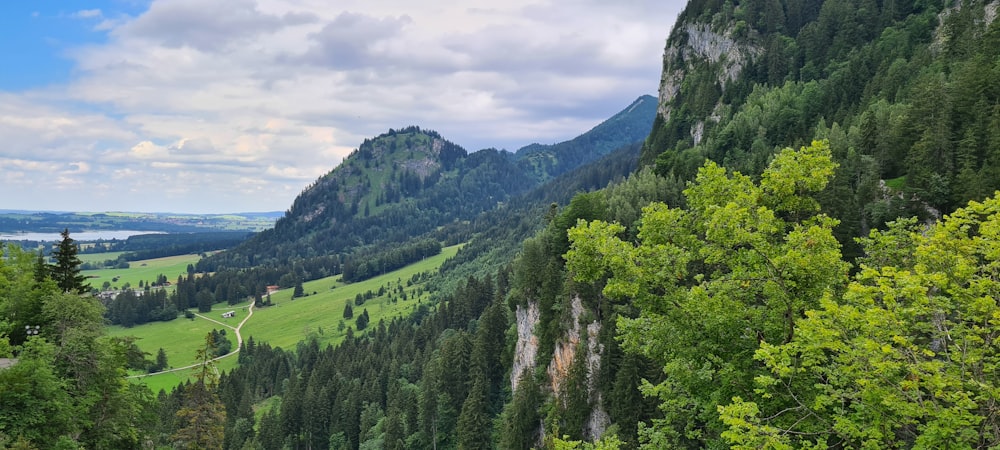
[222,311,236,318]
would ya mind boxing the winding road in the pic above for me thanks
[128,301,255,379]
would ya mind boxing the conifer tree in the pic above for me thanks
[172,333,226,449]
[51,228,88,294]
[33,249,49,283]
[153,347,168,372]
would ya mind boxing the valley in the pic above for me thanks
[3,1,1000,448]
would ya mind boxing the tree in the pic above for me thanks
[343,302,354,319]
[51,228,88,294]
[567,141,848,447]
[355,308,370,330]
[173,333,226,449]
[32,250,49,283]
[152,347,169,373]
[456,375,492,450]
[720,194,1000,448]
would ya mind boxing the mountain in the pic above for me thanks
[202,97,656,274]
[514,95,657,181]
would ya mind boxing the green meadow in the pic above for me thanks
[108,244,461,390]
[84,253,202,290]
[77,251,126,264]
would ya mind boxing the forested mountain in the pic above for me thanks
[643,0,1000,257]
[203,96,655,276]
[514,95,658,181]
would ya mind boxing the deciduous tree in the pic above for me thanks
[567,141,847,447]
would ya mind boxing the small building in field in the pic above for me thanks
[222,311,236,318]
[266,285,280,294]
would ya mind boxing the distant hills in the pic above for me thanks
[0,210,281,236]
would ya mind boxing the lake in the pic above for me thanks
[0,230,163,242]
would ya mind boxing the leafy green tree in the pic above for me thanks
[0,338,74,448]
[51,229,88,294]
[567,142,848,447]
[720,194,1000,448]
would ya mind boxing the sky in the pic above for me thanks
[0,0,683,214]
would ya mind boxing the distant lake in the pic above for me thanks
[0,230,163,242]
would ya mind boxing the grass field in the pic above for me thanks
[78,251,126,264]
[84,253,202,290]
[109,244,461,390]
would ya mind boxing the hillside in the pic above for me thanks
[514,95,657,181]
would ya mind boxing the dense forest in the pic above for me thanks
[3,0,1000,449]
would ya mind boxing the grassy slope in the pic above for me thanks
[83,253,202,290]
[240,244,460,349]
[108,244,460,391]
[77,251,126,264]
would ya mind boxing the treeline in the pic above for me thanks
[120,231,252,260]
[104,288,178,327]
[340,239,441,282]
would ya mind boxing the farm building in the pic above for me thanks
[221,311,235,318]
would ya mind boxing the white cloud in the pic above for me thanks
[72,9,103,19]
[1,0,684,213]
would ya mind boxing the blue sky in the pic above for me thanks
[0,1,139,89]
[0,0,682,214]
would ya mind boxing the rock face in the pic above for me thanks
[510,301,540,392]
[655,20,762,147]
[544,296,608,440]
[658,22,761,124]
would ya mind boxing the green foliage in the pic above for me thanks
[721,193,1000,448]
[0,246,156,448]
[172,333,226,449]
[645,0,1000,252]
[567,142,848,447]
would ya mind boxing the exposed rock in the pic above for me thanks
[545,296,608,440]
[511,301,540,392]
[547,297,585,395]
[658,23,761,122]
[585,320,609,438]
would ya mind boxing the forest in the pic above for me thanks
[2,0,1000,449]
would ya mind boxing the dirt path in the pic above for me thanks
[128,301,254,379]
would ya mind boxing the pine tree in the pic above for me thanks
[33,250,49,283]
[172,333,226,449]
[51,228,88,294]
[343,302,354,319]
[154,347,169,372]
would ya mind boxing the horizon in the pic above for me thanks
[0,1,682,214]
